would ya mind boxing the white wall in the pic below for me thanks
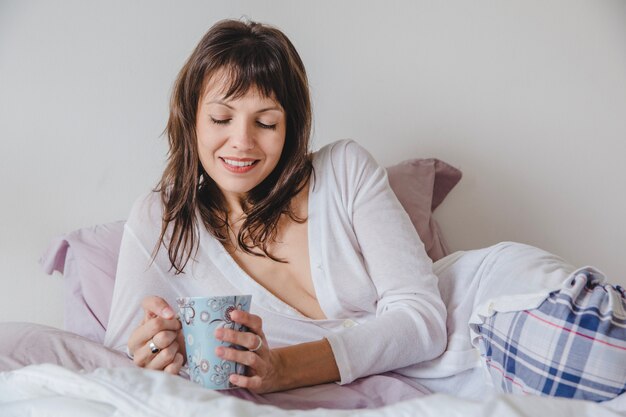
[1,0,625,328]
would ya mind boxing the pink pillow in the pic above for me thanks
[40,221,125,343]
[40,158,461,343]
[387,158,462,261]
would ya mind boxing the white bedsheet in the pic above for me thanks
[1,364,624,417]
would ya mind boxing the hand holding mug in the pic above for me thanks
[214,309,283,393]
[127,296,185,374]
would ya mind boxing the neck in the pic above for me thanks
[222,192,245,219]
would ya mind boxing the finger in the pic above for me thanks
[128,317,182,359]
[229,310,263,335]
[151,330,179,351]
[216,346,263,373]
[228,373,263,391]
[164,352,184,375]
[216,328,263,351]
[132,337,160,368]
[128,317,181,355]
[133,330,180,367]
[145,341,180,371]
[132,330,178,368]
[133,346,157,368]
[142,296,176,321]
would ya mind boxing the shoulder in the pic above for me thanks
[313,139,375,168]
[312,139,385,189]
[310,140,388,208]
[313,139,381,180]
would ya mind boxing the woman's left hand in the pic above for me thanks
[214,310,284,393]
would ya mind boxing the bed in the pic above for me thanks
[1,157,625,417]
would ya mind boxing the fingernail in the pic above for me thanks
[214,328,223,339]
[162,307,174,318]
[215,347,224,357]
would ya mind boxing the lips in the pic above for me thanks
[219,157,260,173]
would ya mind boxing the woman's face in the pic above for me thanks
[196,76,286,210]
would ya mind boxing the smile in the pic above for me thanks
[219,157,260,173]
[222,158,256,167]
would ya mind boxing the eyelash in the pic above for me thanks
[210,118,277,130]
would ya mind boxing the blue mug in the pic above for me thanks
[176,295,252,389]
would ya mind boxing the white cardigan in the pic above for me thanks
[104,139,447,384]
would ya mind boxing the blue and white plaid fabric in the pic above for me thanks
[476,268,626,402]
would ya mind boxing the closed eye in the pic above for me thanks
[256,121,277,130]
[211,117,230,125]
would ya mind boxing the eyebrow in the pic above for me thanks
[206,100,283,113]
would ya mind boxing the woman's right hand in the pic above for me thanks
[127,296,185,375]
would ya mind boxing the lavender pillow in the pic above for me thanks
[387,158,462,261]
[40,159,461,343]
[40,221,125,343]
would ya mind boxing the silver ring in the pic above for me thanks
[249,334,263,353]
[148,339,160,354]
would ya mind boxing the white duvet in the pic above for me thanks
[1,364,624,417]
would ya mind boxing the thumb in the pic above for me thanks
[141,295,175,320]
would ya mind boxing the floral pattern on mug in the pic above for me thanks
[177,298,196,325]
[210,359,233,387]
[187,349,207,385]
[200,310,210,322]
[208,296,250,332]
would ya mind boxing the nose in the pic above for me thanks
[230,120,255,151]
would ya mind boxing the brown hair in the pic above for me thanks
[155,19,313,274]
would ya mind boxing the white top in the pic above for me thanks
[104,139,447,384]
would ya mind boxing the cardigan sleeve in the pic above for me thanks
[323,140,448,384]
[103,192,177,353]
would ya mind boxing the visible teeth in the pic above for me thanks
[223,159,255,167]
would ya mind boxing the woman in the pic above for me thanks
[103,18,447,394]
[104,19,626,402]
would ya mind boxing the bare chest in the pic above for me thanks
[227,216,327,320]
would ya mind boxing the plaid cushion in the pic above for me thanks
[476,268,626,402]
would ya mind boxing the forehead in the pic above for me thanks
[201,68,276,103]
